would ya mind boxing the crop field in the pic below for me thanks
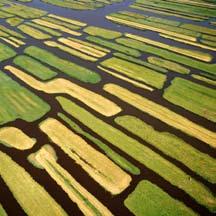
[0,0,215,216]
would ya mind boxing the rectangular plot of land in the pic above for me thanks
[0,70,50,125]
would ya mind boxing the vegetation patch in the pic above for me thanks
[48,14,86,27]
[28,144,113,216]
[68,37,110,53]
[44,40,98,62]
[181,23,216,36]
[160,33,216,52]
[100,57,166,89]
[125,33,213,62]
[58,37,108,58]
[26,22,62,37]
[0,37,19,48]
[0,127,36,150]
[103,83,216,149]
[0,151,67,216]
[116,37,216,76]
[130,4,206,21]
[98,66,154,91]
[6,65,121,117]
[24,46,101,83]
[192,74,216,86]
[0,204,7,216]
[86,36,141,57]
[113,52,168,73]
[0,10,13,18]
[0,42,16,62]
[106,13,199,41]
[6,17,23,26]
[163,77,216,122]
[148,56,190,74]
[32,19,81,36]
[84,26,122,39]
[9,37,25,45]
[200,39,216,48]
[133,0,216,18]
[58,113,140,175]
[13,55,57,80]
[39,118,131,195]
[17,24,52,40]
[125,180,197,216]
[41,17,81,30]
[115,115,216,183]
[56,96,216,212]
[0,68,50,125]
[1,4,47,18]
[42,0,122,10]
[0,25,24,39]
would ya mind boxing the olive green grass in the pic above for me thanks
[116,37,216,76]
[100,57,166,89]
[26,22,62,37]
[148,56,190,74]
[86,36,141,57]
[125,180,197,216]
[84,26,122,39]
[0,42,16,62]
[58,113,140,175]
[24,46,101,84]
[0,69,50,125]
[104,84,216,149]
[0,150,67,216]
[56,96,216,212]
[28,144,113,216]
[17,24,51,40]
[13,55,57,80]
[115,115,216,183]
[113,53,168,73]
[1,4,47,18]
[163,77,216,122]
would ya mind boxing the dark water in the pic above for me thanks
[0,1,215,216]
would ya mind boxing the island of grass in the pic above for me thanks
[39,118,131,195]
[0,127,36,150]
[0,42,16,62]
[116,37,216,76]
[0,69,50,125]
[163,77,216,122]
[24,46,101,84]
[56,96,216,212]
[6,65,121,117]
[104,84,216,149]
[28,144,113,216]
[101,57,166,89]
[13,55,58,80]
[58,113,140,175]
[0,204,7,216]
[125,180,197,216]
[1,4,47,18]
[0,150,67,216]
[84,26,122,39]
[115,115,216,183]
[42,0,122,10]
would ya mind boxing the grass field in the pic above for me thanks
[125,180,197,216]
[163,78,216,122]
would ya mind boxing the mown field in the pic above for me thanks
[0,0,215,215]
